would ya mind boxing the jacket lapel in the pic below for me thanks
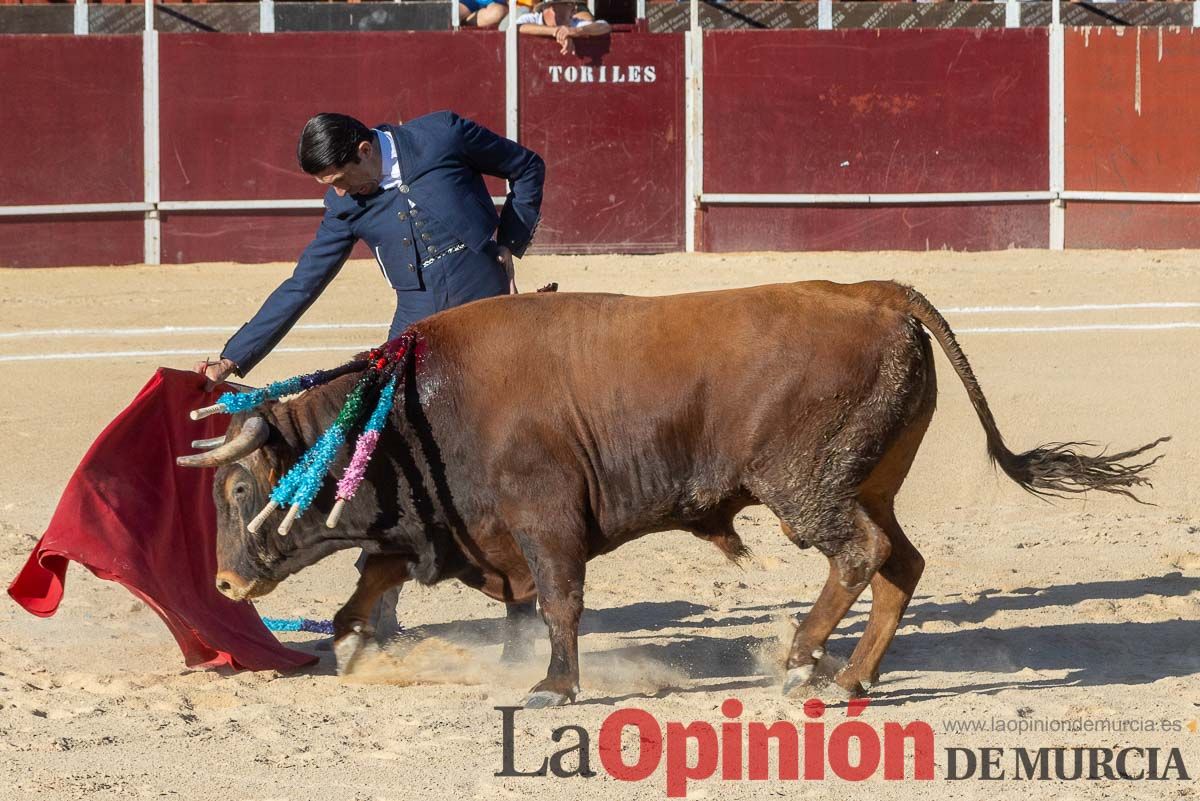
[385,124,414,187]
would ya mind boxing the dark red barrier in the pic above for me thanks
[1065,27,1200,248]
[158,31,505,264]
[701,204,1047,253]
[0,217,145,269]
[1066,202,1200,250]
[519,33,685,253]
[701,29,1048,251]
[0,35,143,268]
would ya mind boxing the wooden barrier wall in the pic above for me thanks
[700,29,1050,251]
[2,28,1200,266]
[1064,27,1200,248]
[0,36,144,267]
[158,31,506,263]
[520,32,685,253]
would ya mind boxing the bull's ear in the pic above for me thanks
[177,417,270,468]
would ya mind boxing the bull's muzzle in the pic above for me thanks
[214,569,278,601]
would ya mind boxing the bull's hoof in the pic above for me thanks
[782,665,816,698]
[523,690,573,709]
[783,648,846,698]
[333,625,377,676]
[832,668,873,700]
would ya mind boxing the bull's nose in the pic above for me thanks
[215,570,252,599]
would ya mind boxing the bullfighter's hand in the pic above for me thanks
[496,244,518,294]
[193,357,239,391]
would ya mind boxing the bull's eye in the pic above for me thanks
[233,483,250,499]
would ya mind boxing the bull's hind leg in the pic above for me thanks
[780,505,891,698]
[832,404,933,695]
[833,506,924,696]
[500,600,540,663]
[332,554,410,675]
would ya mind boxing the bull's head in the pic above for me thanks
[177,413,353,602]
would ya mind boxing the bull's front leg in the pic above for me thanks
[521,545,586,708]
[332,554,410,675]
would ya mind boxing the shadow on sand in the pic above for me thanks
[294,573,1200,702]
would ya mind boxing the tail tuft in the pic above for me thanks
[997,436,1170,503]
[898,283,1169,503]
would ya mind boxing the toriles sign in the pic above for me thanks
[545,64,658,83]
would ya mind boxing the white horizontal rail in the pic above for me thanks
[701,191,1055,205]
[158,199,325,211]
[3,196,510,217]
[1059,190,1200,203]
[0,202,152,217]
[6,191,1200,220]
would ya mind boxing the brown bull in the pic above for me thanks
[179,281,1165,707]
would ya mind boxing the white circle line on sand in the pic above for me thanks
[957,322,1200,334]
[0,322,1198,364]
[0,301,1198,341]
[943,301,1200,314]
[0,323,388,340]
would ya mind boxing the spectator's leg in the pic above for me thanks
[459,3,478,25]
[474,1,508,28]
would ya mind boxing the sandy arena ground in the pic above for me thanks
[0,250,1197,800]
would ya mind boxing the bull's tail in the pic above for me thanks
[898,285,1168,501]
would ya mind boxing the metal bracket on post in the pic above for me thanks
[1048,3,1065,250]
[143,0,161,266]
[818,0,832,30]
[259,0,275,33]
[74,0,88,34]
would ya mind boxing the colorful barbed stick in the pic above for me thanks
[326,375,399,528]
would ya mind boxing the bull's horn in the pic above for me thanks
[190,403,228,421]
[176,417,269,468]
[191,435,226,450]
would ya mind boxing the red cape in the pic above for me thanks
[7,368,316,671]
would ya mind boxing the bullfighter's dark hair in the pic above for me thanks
[297,113,373,175]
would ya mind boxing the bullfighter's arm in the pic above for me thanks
[219,209,357,377]
[452,112,545,258]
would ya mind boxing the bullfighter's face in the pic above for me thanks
[313,138,382,198]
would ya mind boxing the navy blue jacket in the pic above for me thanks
[221,111,545,376]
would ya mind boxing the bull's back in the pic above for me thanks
[413,281,919,530]
[418,280,911,406]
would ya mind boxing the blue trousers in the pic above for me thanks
[359,243,508,641]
